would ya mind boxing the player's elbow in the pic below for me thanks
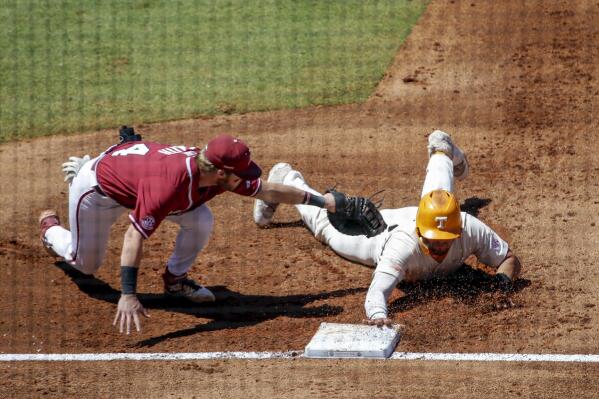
[125,224,144,242]
[511,254,522,280]
[503,250,522,280]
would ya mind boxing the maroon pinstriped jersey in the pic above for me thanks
[95,142,261,238]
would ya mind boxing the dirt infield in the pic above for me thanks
[1,0,599,397]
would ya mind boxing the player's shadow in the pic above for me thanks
[460,196,492,217]
[264,220,305,229]
[53,261,364,347]
[388,266,531,314]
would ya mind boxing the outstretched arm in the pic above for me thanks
[255,181,336,212]
[363,271,399,327]
[113,225,150,335]
[121,224,144,267]
[469,216,522,290]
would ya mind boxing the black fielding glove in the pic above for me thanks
[326,189,387,237]
[119,126,142,143]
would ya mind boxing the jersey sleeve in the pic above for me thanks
[129,178,180,238]
[467,216,509,268]
[364,271,398,319]
[232,178,262,197]
[374,232,416,281]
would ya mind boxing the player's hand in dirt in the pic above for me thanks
[492,294,516,310]
[481,292,519,313]
[363,317,394,327]
[113,294,150,334]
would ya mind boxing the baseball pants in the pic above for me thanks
[43,156,213,276]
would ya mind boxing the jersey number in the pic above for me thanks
[111,144,150,157]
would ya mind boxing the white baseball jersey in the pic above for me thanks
[375,207,509,282]
[363,207,509,319]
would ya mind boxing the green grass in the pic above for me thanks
[0,0,428,141]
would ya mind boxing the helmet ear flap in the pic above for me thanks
[415,227,431,255]
[416,190,462,240]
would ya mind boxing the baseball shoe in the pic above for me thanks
[39,210,61,257]
[162,268,215,303]
[253,162,293,227]
[427,130,469,180]
[62,155,91,185]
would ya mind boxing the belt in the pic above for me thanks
[93,185,106,197]
[91,154,105,196]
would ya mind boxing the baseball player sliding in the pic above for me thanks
[39,129,338,335]
[254,130,522,326]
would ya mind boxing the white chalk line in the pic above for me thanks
[1,352,599,362]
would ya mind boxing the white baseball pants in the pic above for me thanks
[285,153,454,266]
[43,156,213,276]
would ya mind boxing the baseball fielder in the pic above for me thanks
[39,132,338,335]
[254,130,522,326]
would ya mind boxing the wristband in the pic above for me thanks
[121,266,138,295]
[370,312,388,320]
[303,192,326,208]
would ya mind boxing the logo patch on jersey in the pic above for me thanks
[491,236,501,251]
[141,216,156,231]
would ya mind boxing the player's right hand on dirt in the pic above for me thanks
[113,294,150,334]
[363,317,394,327]
[491,293,516,310]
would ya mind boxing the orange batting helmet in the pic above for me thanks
[416,190,462,240]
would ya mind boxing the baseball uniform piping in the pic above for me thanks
[72,189,96,262]
[128,214,149,239]
[184,157,193,211]
[250,178,262,197]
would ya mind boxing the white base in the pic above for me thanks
[304,322,402,359]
